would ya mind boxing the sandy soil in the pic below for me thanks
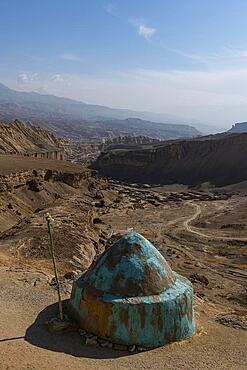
[0,263,246,370]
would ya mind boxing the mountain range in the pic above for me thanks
[0,82,202,140]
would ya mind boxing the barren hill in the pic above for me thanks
[0,120,63,155]
[93,133,247,186]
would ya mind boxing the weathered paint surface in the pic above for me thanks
[69,232,196,347]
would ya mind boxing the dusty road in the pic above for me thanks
[184,201,247,241]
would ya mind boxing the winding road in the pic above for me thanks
[184,201,247,241]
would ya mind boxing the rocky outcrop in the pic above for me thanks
[0,168,92,194]
[229,122,247,134]
[0,119,64,158]
[0,164,111,272]
[93,133,247,186]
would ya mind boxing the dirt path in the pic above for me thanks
[183,202,247,241]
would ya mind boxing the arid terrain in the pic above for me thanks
[94,132,247,186]
[2,1,247,368]
[0,153,246,369]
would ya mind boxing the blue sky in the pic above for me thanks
[1,0,247,127]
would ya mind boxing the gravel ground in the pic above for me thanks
[0,265,246,370]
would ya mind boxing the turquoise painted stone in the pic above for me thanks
[69,232,196,347]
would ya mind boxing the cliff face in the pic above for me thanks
[93,133,247,186]
[0,120,63,155]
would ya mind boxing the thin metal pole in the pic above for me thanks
[46,213,63,321]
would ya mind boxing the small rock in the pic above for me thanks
[195,262,202,267]
[113,343,128,351]
[94,200,105,208]
[86,337,98,346]
[93,217,103,224]
[64,271,77,280]
[97,338,106,344]
[189,273,209,286]
[28,179,43,192]
[216,313,247,330]
[196,292,205,299]
[45,318,77,333]
[78,329,87,336]
[100,340,113,348]
[34,207,44,213]
[137,346,147,352]
[99,238,106,245]
[49,277,58,287]
[86,334,97,339]
[128,345,136,352]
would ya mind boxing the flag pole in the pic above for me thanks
[46,213,63,321]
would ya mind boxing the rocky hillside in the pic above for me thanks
[95,118,200,141]
[0,157,115,273]
[0,120,63,154]
[93,133,247,186]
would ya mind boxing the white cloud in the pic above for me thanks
[138,24,156,40]
[166,46,247,65]
[17,72,38,85]
[168,47,208,63]
[60,53,81,61]
[239,50,247,57]
[51,74,64,82]
[129,18,156,41]
[17,73,29,84]
[223,46,247,58]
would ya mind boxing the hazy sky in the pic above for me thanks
[1,0,247,128]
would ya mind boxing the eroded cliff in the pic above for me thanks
[93,133,247,186]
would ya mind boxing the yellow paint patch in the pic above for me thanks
[80,287,114,337]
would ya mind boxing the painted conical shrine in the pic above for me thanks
[69,232,196,348]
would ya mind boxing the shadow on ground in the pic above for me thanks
[25,300,131,359]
